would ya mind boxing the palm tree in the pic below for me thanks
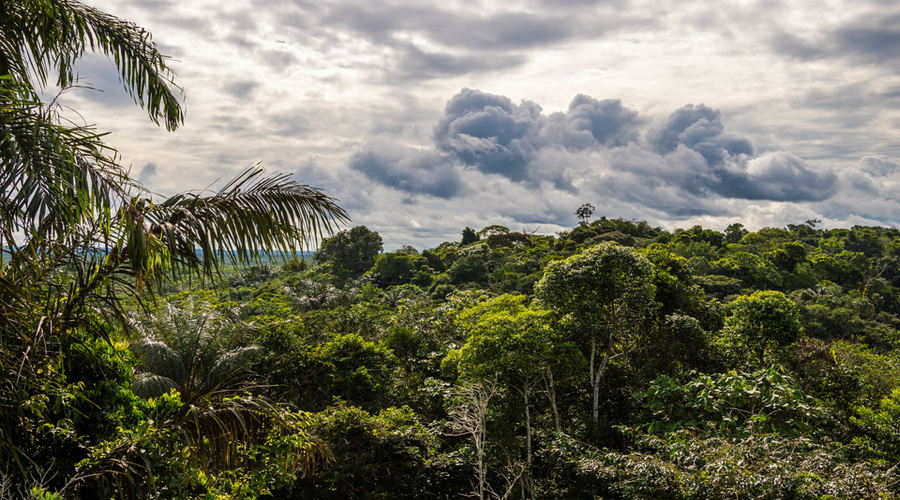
[0,0,347,493]
[60,303,330,498]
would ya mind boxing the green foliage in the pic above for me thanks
[724,223,748,243]
[313,333,399,411]
[718,290,803,368]
[461,226,479,245]
[454,296,559,385]
[636,367,828,435]
[852,387,900,461]
[448,252,490,285]
[315,226,383,282]
[369,251,433,288]
[712,251,781,290]
[288,403,444,499]
[0,2,347,492]
[559,430,898,499]
[536,242,658,337]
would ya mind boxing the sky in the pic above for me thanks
[59,0,900,249]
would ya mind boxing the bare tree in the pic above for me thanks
[447,378,501,500]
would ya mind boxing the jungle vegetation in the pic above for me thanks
[4,1,900,499]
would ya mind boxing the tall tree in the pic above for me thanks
[535,242,658,426]
[454,295,564,498]
[315,225,383,281]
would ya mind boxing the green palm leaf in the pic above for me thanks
[201,345,262,396]
[145,165,349,278]
[130,372,178,400]
[0,0,182,129]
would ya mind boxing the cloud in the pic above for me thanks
[71,0,900,250]
[858,155,899,177]
[321,3,574,51]
[70,53,138,108]
[647,104,755,163]
[348,142,465,199]
[354,89,841,214]
[542,95,643,149]
[771,12,900,68]
[138,162,158,182]
[433,89,646,184]
[836,26,900,64]
[715,152,836,202]
[434,88,543,182]
[222,80,260,99]
[394,44,526,80]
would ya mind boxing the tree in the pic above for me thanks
[535,242,658,426]
[461,226,480,246]
[575,203,595,225]
[71,302,331,497]
[453,296,564,498]
[446,378,502,500]
[719,290,803,368]
[315,225,383,280]
[369,251,432,288]
[0,0,348,492]
[724,223,748,244]
[1,0,182,249]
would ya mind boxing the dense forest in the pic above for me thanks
[12,214,900,498]
[5,1,900,499]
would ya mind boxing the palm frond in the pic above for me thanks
[130,372,178,400]
[168,397,332,476]
[65,396,331,499]
[147,165,349,277]
[130,338,187,384]
[0,81,131,240]
[0,0,183,129]
[201,345,262,396]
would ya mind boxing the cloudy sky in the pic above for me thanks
[62,0,900,248]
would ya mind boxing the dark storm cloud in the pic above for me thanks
[434,89,543,182]
[542,95,644,149]
[395,44,526,79]
[349,143,464,199]
[647,104,755,163]
[351,89,841,215]
[642,104,834,202]
[341,88,834,211]
[434,89,646,184]
[771,13,900,68]
[714,153,836,202]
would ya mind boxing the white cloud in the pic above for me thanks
[67,0,900,248]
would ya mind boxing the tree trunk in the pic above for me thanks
[543,368,560,431]
[590,337,598,424]
[524,385,534,499]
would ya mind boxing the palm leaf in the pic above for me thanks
[65,396,331,499]
[146,165,349,278]
[0,0,183,129]
[130,338,187,384]
[201,345,262,396]
[0,81,130,241]
[130,372,178,400]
